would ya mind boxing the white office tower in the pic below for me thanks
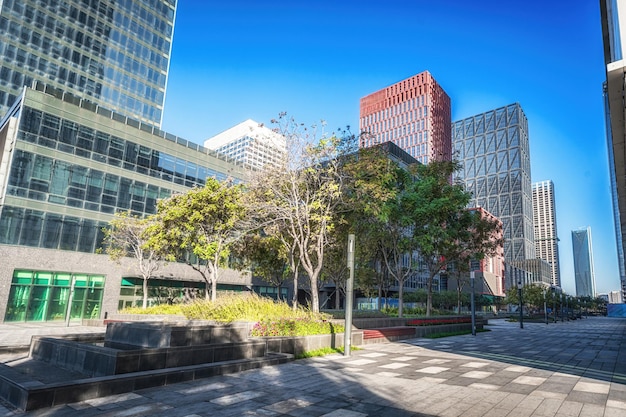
[204,119,287,171]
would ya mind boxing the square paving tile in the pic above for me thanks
[573,381,610,394]
[504,365,532,373]
[379,362,410,369]
[376,372,401,377]
[460,371,493,379]
[462,362,489,368]
[345,359,377,366]
[468,383,501,390]
[391,356,416,362]
[416,366,450,374]
[321,410,367,417]
[211,391,264,406]
[423,359,450,364]
[512,376,547,386]
[360,353,388,358]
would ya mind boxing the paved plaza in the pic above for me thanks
[0,317,625,416]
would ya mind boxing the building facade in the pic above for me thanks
[600,0,626,301]
[359,71,451,164]
[452,103,535,264]
[572,227,597,298]
[203,119,286,171]
[0,0,176,127]
[532,180,561,287]
[0,85,256,323]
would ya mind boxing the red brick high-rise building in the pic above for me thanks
[359,71,452,164]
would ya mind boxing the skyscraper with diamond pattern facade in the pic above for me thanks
[452,103,535,263]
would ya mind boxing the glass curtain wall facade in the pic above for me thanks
[452,103,535,263]
[0,0,176,127]
[5,270,104,322]
[601,0,626,301]
[359,71,452,164]
[532,180,561,287]
[0,86,246,322]
[572,227,597,297]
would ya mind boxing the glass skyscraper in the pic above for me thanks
[0,0,176,126]
[600,0,626,301]
[452,103,535,263]
[572,227,597,297]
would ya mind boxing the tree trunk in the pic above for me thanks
[142,276,148,309]
[398,279,404,317]
[426,276,434,317]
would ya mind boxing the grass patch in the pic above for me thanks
[295,346,361,359]
[179,293,332,323]
[118,304,184,315]
[424,328,490,339]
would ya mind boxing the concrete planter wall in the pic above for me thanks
[253,331,364,356]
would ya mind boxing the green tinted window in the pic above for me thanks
[34,272,53,285]
[12,270,33,284]
[53,273,71,286]
[74,274,88,287]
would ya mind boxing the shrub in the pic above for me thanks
[179,293,332,323]
[119,304,184,315]
[251,318,344,337]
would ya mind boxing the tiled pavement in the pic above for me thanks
[1,317,625,416]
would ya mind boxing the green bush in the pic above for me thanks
[119,304,184,315]
[179,293,332,323]
[251,318,344,337]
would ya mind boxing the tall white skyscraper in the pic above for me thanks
[572,227,597,297]
[533,180,561,287]
[204,119,286,171]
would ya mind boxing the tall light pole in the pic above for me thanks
[561,293,564,322]
[470,271,476,336]
[543,288,548,324]
[518,280,523,329]
[344,234,355,356]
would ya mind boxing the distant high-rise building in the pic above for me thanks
[453,103,535,263]
[359,71,451,164]
[532,180,561,287]
[572,227,597,297]
[204,119,286,171]
[0,0,176,126]
[600,0,626,302]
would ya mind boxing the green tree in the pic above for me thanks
[231,232,291,300]
[101,211,162,309]
[149,178,246,301]
[403,160,473,316]
[247,114,348,312]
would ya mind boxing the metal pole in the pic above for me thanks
[65,276,76,327]
[344,234,355,356]
[543,288,548,324]
[553,292,557,323]
[561,294,564,322]
[518,281,523,329]
[470,271,476,336]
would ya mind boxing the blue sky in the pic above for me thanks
[161,0,617,295]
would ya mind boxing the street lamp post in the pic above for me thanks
[518,280,523,329]
[470,271,476,336]
[552,290,557,323]
[543,288,548,324]
[561,294,564,322]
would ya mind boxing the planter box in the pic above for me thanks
[253,331,364,356]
